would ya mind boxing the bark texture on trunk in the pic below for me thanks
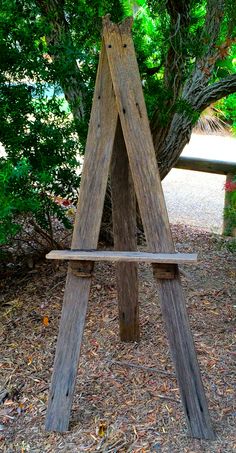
[151,0,229,179]
[37,0,235,183]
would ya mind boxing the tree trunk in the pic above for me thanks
[36,1,236,240]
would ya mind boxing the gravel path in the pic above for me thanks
[1,133,235,235]
[163,169,225,234]
[162,134,236,235]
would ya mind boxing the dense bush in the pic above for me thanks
[219,93,236,134]
[0,0,236,257]
[0,83,80,251]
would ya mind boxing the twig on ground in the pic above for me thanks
[109,360,175,377]
[179,268,192,280]
[155,394,180,403]
[46,280,65,295]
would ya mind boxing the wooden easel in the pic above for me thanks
[45,17,215,440]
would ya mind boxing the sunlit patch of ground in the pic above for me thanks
[163,133,236,234]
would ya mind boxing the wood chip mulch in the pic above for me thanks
[0,225,235,453]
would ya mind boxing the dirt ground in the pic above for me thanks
[0,225,235,453]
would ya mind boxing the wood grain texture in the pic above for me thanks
[153,263,178,279]
[103,17,215,440]
[45,44,118,432]
[176,156,236,175]
[45,272,91,433]
[103,16,173,253]
[46,250,198,264]
[71,45,118,250]
[111,119,139,341]
[158,273,215,439]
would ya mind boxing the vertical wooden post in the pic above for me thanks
[103,17,215,440]
[111,118,139,342]
[223,173,236,237]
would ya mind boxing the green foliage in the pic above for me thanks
[0,121,79,245]
[218,93,236,134]
[0,0,81,249]
[0,82,80,249]
[225,238,236,252]
[0,0,236,252]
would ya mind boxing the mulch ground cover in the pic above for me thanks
[0,225,235,452]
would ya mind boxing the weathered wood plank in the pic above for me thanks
[176,156,236,175]
[111,119,139,341]
[46,250,198,264]
[45,44,118,432]
[154,263,178,279]
[103,16,173,252]
[103,17,215,440]
[157,272,215,439]
[45,272,91,432]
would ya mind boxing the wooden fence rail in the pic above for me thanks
[175,156,236,236]
[176,156,236,175]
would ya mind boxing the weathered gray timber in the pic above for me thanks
[45,16,215,440]
[103,16,215,439]
[176,156,236,175]
[111,119,139,341]
[46,250,198,264]
[45,45,118,432]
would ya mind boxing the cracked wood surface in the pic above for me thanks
[103,16,215,440]
[45,45,118,432]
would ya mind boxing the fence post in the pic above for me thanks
[223,172,236,237]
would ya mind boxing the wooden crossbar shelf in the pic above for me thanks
[46,250,198,264]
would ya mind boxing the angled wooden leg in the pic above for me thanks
[45,45,118,432]
[153,266,214,439]
[45,271,92,432]
[111,118,139,342]
[103,18,215,439]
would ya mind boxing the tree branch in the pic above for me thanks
[195,74,236,112]
[151,0,192,151]
[164,0,192,93]
[153,0,227,178]
[144,61,164,75]
[155,72,236,180]
[166,0,192,22]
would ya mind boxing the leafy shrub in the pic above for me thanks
[0,84,80,252]
[217,93,236,134]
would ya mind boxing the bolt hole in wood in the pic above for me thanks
[108,44,112,48]
[136,102,142,118]
[123,108,126,114]
[123,44,127,47]
[98,95,101,99]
